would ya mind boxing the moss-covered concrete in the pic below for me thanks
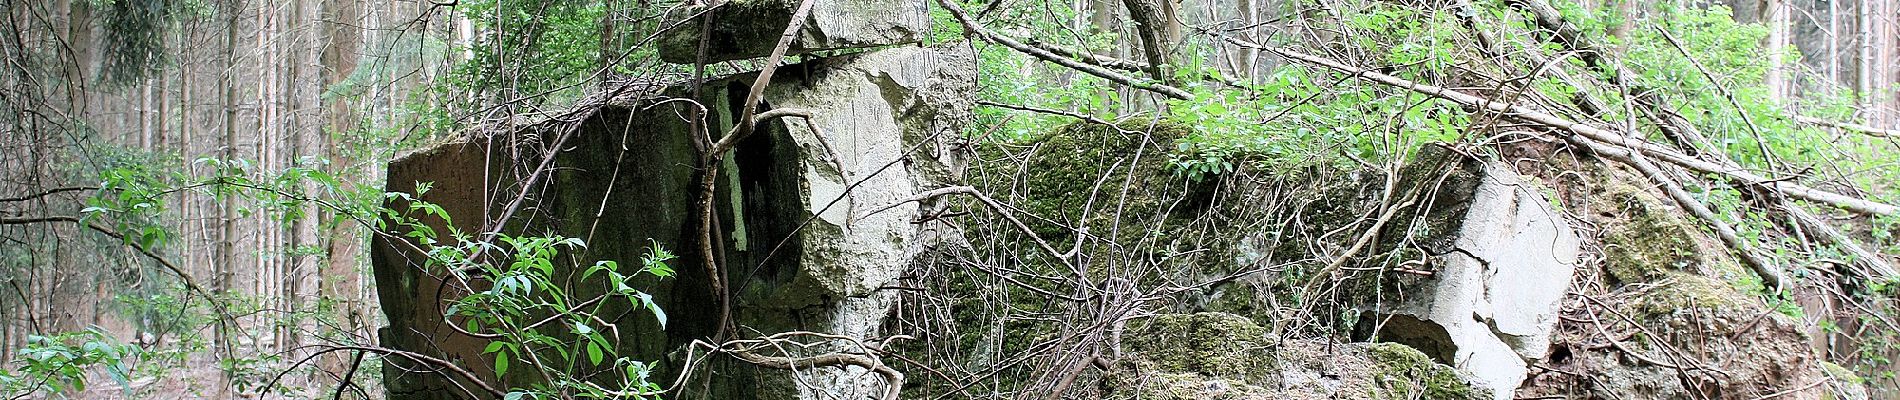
[1125,373,1272,400]
[1123,312,1276,381]
[1592,180,1715,284]
[1365,342,1490,400]
[657,0,798,64]
[1004,118,1202,243]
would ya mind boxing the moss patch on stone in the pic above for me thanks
[1592,180,1712,283]
[1822,361,1864,385]
[1123,312,1275,382]
[1004,118,1201,243]
[1125,373,1272,400]
[657,0,797,64]
[1624,271,1755,317]
[1365,342,1490,400]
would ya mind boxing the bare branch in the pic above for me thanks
[0,186,96,203]
[697,0,819,337]
[2,215,218,303]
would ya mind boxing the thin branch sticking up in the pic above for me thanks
[696,0,818,338]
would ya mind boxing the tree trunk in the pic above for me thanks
[217,1,241,397]
[316,0,365,382]
[1122,0,1174,82]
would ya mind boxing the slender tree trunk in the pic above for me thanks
[217,1,241,397]
[317,0,365,382]
[1853,0,1872,108]
[1122,0,1174,81]
[599,0,617,74]
[285,0,315,358]
[1764,0,1789,101]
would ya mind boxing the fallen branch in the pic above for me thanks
[1022,38,1149,72]
[1785,205,1899,279]
[719,332,906,400]
[1504,0,1718,156]
[1793,115,1897,139]
[1565,135,1786,290]
[1462,7,1894,281]
[1226,38,1897,216]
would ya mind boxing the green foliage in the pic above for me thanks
[97,0,189,86]
[1163,64,1470,179]
[0,327,141,397]
[384,190,673,399]
[451,0,609,103]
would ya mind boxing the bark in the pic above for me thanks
[317,0,366,381]
[217,2,241,397]
[1122,0,1174,81]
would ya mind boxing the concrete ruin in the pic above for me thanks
[1351,157,1581,400]
[371,2,971,397]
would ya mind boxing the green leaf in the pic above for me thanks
[638,292,666,328]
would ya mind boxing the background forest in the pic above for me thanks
[0,0,1898,398]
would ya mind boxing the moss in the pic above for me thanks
[1003,118,1200,243]
[1126,373,1270,400]
[1593,181,1711,283]
[1123,313,1276,382]
[1201,282,1259,318]
[1821,361,1864,385]
[1624,272,1753,317]
[1364,342,1489,400]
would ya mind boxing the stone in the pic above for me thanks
[1122,312,1276,382]
[1514,166,1830,400]
[1113,322,1490,400]
[656,0,928,64]
[371,43,974,400]
[1355,155,1581,400]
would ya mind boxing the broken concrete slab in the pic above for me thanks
[1356,155,1581,400]
[657,0,928,64]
